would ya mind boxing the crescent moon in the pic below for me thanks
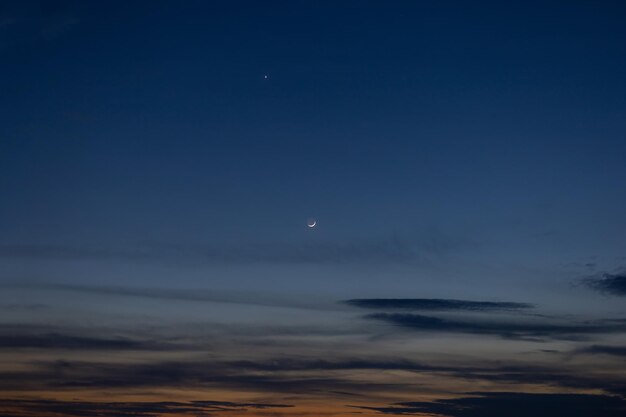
[307,220,317,228]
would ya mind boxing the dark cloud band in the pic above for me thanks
[0,399,292,417]
[344,298,533,311]
[365,312,626,340]
[353,392,626,417]
[584,273,626,296]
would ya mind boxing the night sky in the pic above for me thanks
[1,1,626,416]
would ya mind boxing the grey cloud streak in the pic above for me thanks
[4,282,336,312]
[0,333,164,351]
[353,392,626,417]
[0,398,292,417]
[365,313,626,340]
[577,345,626,357]
[0,359,410,395]
[0,231,467,266]
[344,298,533,312]
[3,356,626,397]
[0,240,416,264]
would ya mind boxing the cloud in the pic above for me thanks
[0,230,468,266]
[0,239,419,265]
[222,359,626,395]
[365,313,626,340]
[227,358,448,372]
[0,333,167,351]
[4,355,626,398]
[343,298,533,312]
[353,392,626,416]
[447,367,626,397]
[0,359,406,394]
[5,282,333,312]
[1,350,625,407]
[577,345,626,357]
[230,359,626,395]
[0,398,292,417]
[583,273,626,296]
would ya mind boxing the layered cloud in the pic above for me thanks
[344,295,625,342]
[365,312,626,340]
[0,358,409,395]
[344,298,533,312]
[4,355,626,397]
[0,333,162,350]
[354,392,626,416]
[2,286,626,413]
[0,399,292,417]
[577,345,626,357]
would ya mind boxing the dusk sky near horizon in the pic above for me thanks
[1,1,626,416]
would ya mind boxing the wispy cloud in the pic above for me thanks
[0,333,170,351]
[228,358,440,372]
[576,345,626,357]
[5,356,626,397]
[0,398,292,417]
[0,239,419,265]
[353,392,626,416]
[0,231,468,266]
[365,313,626,340]
[4,282,333,311]
[583,273,626,296]
[343,298,533,312]
[0,359,406,394]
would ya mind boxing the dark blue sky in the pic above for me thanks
[1,1,626,416]
[2,0,625,245]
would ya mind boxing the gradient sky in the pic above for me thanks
[1,1,626,416]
